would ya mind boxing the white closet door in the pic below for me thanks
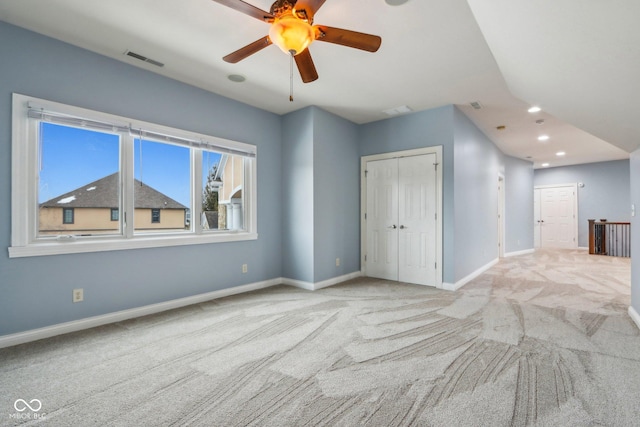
[365,158,399,280]
[398,154,437,286]
[365,154,438,286]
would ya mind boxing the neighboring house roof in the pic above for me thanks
[40,173,187,209]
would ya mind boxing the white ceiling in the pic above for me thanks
[1,0,637,168]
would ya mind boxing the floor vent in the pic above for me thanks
[124,50,164,67]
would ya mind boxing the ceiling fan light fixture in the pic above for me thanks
[385,0,410,6]
[268,12,314,56]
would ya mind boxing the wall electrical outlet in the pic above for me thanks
[242,264,248,274]
[336,258,341,267]
[73,288,84,303]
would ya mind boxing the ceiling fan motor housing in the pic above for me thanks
[270,0,301,18]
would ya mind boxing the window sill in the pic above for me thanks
[8,232,258,258]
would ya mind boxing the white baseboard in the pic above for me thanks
[442,258,499,291]
[629,306,640,331]
[283,271,362,291]
[504,248,535,258]
[281,277,315,291]
[0,278,281,349]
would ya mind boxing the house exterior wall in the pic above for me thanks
[220,155,244,202]
[133,208,186,230]
[39,207,186,234]
[39,207,118,233]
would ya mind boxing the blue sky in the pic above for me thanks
[39,123,220,207]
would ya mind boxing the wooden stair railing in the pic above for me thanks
[588,219,630,257]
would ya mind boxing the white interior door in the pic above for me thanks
[538,185,577,249]
[498,176,505,257]
[398,154,437,285]
[534,188,541,248]
[365,154,438,286]
[365,158,399,280]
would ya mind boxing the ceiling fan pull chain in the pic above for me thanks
[289,51,294,102]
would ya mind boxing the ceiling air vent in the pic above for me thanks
[469,101,482,110]
[124,50,164,67]
[383,105,412,116]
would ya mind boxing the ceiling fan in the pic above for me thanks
[212,0,382,84]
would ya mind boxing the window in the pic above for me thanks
[151,209,161,224]
[10,94,257,258]
[63,208,74,224]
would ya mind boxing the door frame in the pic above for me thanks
[498,174,505,258]
[360,146,443,288]
[534,183,579,249]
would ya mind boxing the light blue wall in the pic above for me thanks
[534,160,630,247]
[0,22,283,335]
[452,108,504,280]
[281,107,361,284]
[281,108,315,283]
[629,150,640,313]
[312,108,360,282]
[0,21,539,338]
[359,106,456,283]
[504,156,534,253]
[358,106,533,284]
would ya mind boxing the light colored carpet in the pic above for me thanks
[1,249,639,426]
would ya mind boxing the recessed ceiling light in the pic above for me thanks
[385,0,409,5]
[542,163,550,167]
[556,151,566,156]
[538,135,549,141]
[528,106,541,113]
[228,74,246,83]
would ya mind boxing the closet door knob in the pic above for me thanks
[388,225,397,229]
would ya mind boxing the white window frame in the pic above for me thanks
[10,93,258,258]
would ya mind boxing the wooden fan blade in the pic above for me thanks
[223,36,272,63]
[315,26,382,52]
[294,49,318,83]
[211,0,274,22]
[294,0,327,20]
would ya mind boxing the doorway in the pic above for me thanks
[534,184,578,249]
[361,147,443,287]
[498,175,505,257]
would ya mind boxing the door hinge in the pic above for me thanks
[435,262,437,269]
[364,255,367,262]
[364,170,368,177]
[364,213,367,220]
[435,213,437,221]
[434,162,439,171]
